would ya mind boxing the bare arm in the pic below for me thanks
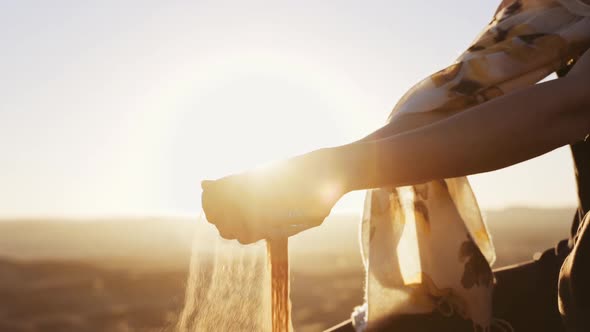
[327,62,590,192]
[201,52,590,243]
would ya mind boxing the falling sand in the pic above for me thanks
[177,224,293,332]
[267,237,292,332]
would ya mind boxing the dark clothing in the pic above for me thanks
[492,206,590,332]
[559,212,590,331]
[558,140,590,331]
[493,242,570,332]
[570,140,590,244]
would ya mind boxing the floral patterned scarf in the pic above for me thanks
[357,1,590,331]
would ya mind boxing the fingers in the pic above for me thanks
[201,180,214,190]
[200,181,219,226]
[200,177,330,245]
[201,179,262,244]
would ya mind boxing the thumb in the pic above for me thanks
[201,180,214,190]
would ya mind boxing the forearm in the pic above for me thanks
[326,75,590,192]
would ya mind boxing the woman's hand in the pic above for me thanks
[200,149,347,244]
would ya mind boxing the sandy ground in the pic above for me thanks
[0,207,573,331]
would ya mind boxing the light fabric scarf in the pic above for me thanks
[356,1,590,331]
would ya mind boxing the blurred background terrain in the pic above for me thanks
[0,206,574,332]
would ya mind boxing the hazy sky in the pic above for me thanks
[0,1,579,217]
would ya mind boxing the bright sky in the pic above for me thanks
[0,1,578,217]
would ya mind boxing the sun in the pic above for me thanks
[165,48,383,213]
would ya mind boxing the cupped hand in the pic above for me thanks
[200,149,346,244]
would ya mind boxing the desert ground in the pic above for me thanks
[0,207,574,332]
